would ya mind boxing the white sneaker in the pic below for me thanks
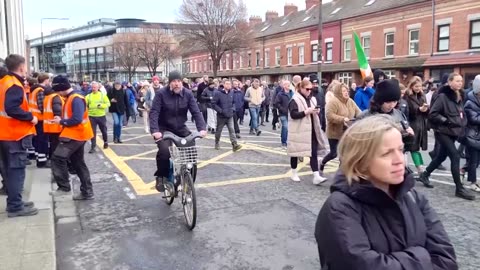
[313,172,327,185]
[291,169,301,182]
[465,182,480,192]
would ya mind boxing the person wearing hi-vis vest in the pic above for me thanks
[43,82,65,158]
[0,54,39,217]
[85,81,110,153]
[49,75,95,200]
[28,73,52,168]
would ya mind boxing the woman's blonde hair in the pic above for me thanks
[406,76,423,96]
[295,79,312,92]
[338,114,402,185]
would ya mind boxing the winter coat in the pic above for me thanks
[354,87,375,111]
[275,90,291,117]
[212,89,235,118]
[358,108,413,145]
[233,88,245,114]
[262,86,271,107]
[428,85,467,138]
[315,171,457,270]
[398,98,409,117]
[312,86,326,131]
[463,91,480,149]
[200,87,216,109]
[404,92,429,152]
[107,88,128,114]
[326,91,361,140]
[287,92,328,157]
[244,86,265,108]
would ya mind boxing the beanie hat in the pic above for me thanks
[473,75,480,94]
[441,74,449,85]
[152,75,160,82]
[373,79,401,105]
[309,74,319,83]
[51,75,71,92]
[168,70,182,82]
[208,78,215,86]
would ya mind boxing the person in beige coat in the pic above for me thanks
[288,79,329,185]
[320,83,361,174]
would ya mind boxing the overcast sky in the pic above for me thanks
[23,0,331,39]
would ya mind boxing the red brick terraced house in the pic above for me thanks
[182,0,480,87]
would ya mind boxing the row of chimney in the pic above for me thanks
[249,0,320,26]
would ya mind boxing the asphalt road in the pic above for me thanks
[55,112,480,270]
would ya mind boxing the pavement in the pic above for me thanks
[50,113,480,270]
[0,163,56,270]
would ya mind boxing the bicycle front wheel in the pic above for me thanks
[182,171,197,230]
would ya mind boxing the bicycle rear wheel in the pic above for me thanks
[182,171,197,230]
[163,181,174,205]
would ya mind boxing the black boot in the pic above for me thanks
[155,177,165,192]
[455,187,475,200]
[417,172,434,188]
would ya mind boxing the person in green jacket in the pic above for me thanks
[86,81,111,153]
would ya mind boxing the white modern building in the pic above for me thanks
[0,0,25,62]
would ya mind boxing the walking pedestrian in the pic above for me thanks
[85,81,110,153]
[315,114,457,270]
[287,79,328,185]
[108,81,128,143]
[232,80,244,138]
[260,81,271,125]
[212,80,242,152]
[404,76,429,176]
[201,79,217,133]
[463,75,480,192]
[354,76,375,111]
[244,79,264,136]
[49,75,94,200]
[0,54,38,217]
[275,80,293,149]
[320,83,361,174]
[419,73,475,200]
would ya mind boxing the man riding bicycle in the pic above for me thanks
[149,71,207,192]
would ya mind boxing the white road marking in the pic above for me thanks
[123,187,137,199]
[113,173,123,182]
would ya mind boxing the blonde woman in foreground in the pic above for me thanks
[315,114,457,270]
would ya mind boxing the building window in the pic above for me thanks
[256,52,260,67]
[438,25,450,52]
[233,54,237,69]
[383,70,396,79]
[298,46,305,65]
[312,44,318,62]
[385,33,394,57]
[275,48,281,66]
[362,36,371,58]
[470,20,480,49]
[264,51,270,67]
[287,47,292,65]
[409,29,420,55]
[248,53,251,67]
[338,72,353,86]
[326,42,333,62]
[343,39,351,61]
[239,54,243,68]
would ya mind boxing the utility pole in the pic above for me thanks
[317,0,323,82]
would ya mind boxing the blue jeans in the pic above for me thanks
[112,112,124,139]
[249,107,260,130]
[279,115,288,145]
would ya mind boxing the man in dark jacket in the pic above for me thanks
[232,80,244,138]
[373,69,386,89]
[212,80,242,152]
[197,75,209,122]
[201,79,217,133]
[310,74,326,131]
[275,80,292,148]
[150,71,207,193]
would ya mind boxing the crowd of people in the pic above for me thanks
[2,51,477,268]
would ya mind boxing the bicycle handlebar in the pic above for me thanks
[157,131,202,147]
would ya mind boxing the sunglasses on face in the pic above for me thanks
[305,88,313,91]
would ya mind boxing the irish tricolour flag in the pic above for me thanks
[353,31,372,79]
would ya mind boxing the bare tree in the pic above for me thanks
[113,34,141,82]
[136,29,174,77]
[178,0,250,77]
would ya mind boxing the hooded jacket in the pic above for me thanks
[354,86,375,111]
[315,171,457,270]
[373,69,386,89]
[464,90,480,149]
[325,86,361,139]
[428,85,467,137]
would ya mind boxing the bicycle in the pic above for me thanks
[158,131,202,230]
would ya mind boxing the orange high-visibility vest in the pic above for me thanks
[0,75,36,141]
[59,93,93,141]
[43,93,64,134]
[29,87,44,121]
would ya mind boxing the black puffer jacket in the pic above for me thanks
[315,172,457,270]
[428,85,467,137]
[464,90,480,149]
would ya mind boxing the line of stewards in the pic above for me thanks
[0,54,39,218]
[49,75,95,201]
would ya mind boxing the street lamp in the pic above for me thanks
[317,0,323,82]
[41,17,69,72]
